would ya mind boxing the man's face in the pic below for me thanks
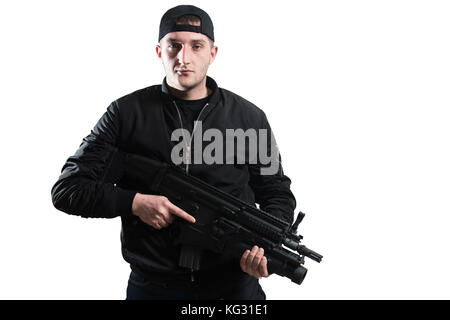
[156,31,218,92]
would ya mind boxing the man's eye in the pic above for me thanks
[193,45,202,50]
[169,44,181,49]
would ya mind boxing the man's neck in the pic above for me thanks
[167,80,211,100]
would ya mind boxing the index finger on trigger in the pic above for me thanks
[168,202,196,223]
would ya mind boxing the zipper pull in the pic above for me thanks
[186,145,191,164]
[185,145,191,173]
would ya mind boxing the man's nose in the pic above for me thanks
[177,46,191,65]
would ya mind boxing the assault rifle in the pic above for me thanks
[118,152,322,285]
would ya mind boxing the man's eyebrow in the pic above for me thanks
[167,38,206,44]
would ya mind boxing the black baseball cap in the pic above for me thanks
[158,5,214,42]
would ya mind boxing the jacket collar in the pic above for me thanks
[161,75,221,107]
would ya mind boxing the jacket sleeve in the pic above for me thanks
[248,112,296,225]
[51,101,137,218]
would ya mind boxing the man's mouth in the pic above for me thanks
[176,69,193,74]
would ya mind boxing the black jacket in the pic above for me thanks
[51,76,296,291]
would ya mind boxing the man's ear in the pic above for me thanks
[209,45,218,65]
[156,44,162,59]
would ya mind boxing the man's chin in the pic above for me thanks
[175,78,199,90]
[167,73,204,91]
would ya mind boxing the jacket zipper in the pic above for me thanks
[172,101,209,174]
[172,100,209,283]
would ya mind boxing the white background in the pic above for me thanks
[1,0,449,300]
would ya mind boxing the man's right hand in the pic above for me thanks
[131,193,196,229]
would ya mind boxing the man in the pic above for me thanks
[51,5,296,300]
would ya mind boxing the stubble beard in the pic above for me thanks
[173,69,207,92]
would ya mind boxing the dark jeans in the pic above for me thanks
[126,271,266,300]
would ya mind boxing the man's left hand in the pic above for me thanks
[240,245,269,279]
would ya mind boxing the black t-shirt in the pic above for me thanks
[172,95,210,133]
